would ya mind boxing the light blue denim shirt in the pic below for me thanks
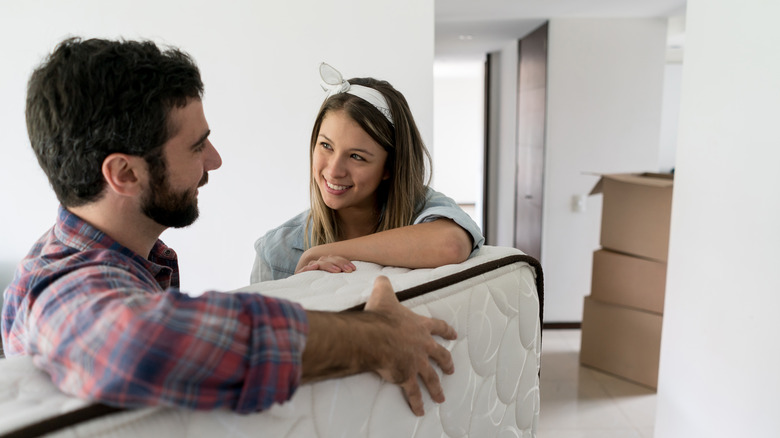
[250,188,485,282]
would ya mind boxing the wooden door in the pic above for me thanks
[514,23,548,261]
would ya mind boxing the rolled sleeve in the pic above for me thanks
[413,189,485,258]
[28,266,308,414]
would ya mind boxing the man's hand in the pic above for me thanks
[301,276,457,416]
[364,276,457,416]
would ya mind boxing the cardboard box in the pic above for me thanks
[580,296,662,389]
[591,249,667,314]
[589,173,673,262]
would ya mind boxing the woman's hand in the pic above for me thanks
[295,254,356,275]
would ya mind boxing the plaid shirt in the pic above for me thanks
[1,206,308,413]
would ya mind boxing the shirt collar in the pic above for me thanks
[54,205,179,288]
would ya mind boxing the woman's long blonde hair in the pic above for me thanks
[305,77,431,248]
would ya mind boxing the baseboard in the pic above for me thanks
[543,322,581,330]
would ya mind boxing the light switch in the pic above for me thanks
[572,194,587,213]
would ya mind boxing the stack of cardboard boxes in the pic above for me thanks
[580,173,673,389]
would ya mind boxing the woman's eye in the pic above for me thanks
[351,153,365,161]
[320,142,333,150]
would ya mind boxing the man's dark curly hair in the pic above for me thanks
[25,37,204,207]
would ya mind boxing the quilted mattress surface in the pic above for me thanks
[0,246,542,438]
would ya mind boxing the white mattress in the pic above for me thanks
[0,245,543,438]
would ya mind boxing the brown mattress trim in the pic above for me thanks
[0,404,125,438]
[346,254,545,327]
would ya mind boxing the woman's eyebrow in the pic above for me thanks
[318,133,376,157]
[318,133,333,143]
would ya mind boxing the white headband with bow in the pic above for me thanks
[319,62,394,125]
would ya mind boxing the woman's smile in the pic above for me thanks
[325,179,353,193]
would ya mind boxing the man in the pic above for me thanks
[1,37,455,417]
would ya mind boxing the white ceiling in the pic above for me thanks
[435,0,687,60]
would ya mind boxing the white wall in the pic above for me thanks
[655,0,780,435]
[432,59,484,228]
[542,18,667,322]
[658,63,683,172]
[0,0,434,293]
[485,40,519,247]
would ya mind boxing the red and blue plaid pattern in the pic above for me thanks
[2,207,307,413]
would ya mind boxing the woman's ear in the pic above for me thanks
[383,168,391,181]
[101,153,146,197]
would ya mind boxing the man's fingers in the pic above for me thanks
[428,342,455,375]
[419,363,446,404]
[427,317,457,341]
[400,378,425,416]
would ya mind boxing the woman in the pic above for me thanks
[251,63,484,282]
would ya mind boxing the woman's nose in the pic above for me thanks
[326,155,348,178]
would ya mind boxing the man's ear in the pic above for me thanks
[101,153,146,197]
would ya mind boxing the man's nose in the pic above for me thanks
[204,139,222,171]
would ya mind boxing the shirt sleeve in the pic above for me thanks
[251,213,308,282]
[250,237,273,283]
[413,189,485,258]
[27,264,308,414]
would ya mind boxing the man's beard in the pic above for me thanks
[142,171,208,228]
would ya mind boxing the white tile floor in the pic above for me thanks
[538,329,657,438]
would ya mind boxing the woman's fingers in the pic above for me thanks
[295,256,356,275]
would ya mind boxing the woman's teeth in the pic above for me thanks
[327,181,350,190]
